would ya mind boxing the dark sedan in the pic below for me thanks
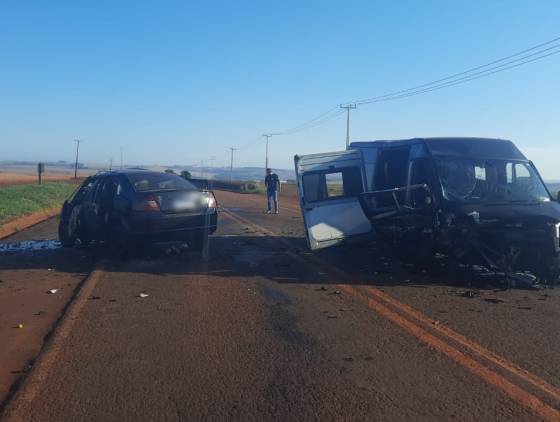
[58,170,218,255]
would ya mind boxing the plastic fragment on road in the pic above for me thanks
[18,323,24,329]
[138,293,149,298]
[47,289,59,294]
[460,290,480,298]
[484,297,505,304]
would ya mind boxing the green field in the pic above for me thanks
[0,182,77,224]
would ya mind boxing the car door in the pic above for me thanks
[295,150,372,250]
[81,178,105,240]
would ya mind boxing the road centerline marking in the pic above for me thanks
[221,207,560,419]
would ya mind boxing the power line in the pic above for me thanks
[274,108,346,136]
[357,47,560,105]
[265,36,560,139]
[216,36,560,168]
[273,106,340,135]
[345,36,560,107]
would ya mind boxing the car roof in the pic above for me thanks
[93,169,178,178]
[349,137,528,161]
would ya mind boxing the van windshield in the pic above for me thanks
[435,157,551,204]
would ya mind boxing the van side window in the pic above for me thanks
[374,148,410,207]
[375,148,410,190]
[302,167,363,202]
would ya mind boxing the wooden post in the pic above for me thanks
[37,162,44,185]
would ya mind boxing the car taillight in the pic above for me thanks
[142,194,160,212]
[206,194,217,209]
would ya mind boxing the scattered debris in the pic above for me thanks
[47,289,59,294]
[47,268,54,272]
[327,315,338,319]
[460,290,481,298]
[343,357,354,362]
[315,287,328,291]
[109,299,117,303]
[137,293,149,298]
[33,311,45,316]
[484,298,505,304]
[88,296,101,300]
[329,290,341,295]
[18,323,24,329]
[508,272,538,288]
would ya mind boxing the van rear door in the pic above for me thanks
[295,150,372,250]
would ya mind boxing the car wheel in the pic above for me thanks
[58,207,80,247]
[58,219,76,247]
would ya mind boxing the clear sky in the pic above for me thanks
[1,1,559,177]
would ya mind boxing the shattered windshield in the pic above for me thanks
[435,157,551,204]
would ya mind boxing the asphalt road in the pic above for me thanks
[1,190,560,421]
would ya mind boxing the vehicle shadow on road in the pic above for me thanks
[0,235,528,291]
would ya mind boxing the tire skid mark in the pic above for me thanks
[221,208,560,421]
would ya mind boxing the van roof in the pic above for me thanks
[349,137,528,161]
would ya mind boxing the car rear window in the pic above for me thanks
[126,173,197,192]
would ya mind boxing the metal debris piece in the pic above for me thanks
[460,290,480,298]
[484,298,505,304]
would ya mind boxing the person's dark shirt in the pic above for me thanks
[265,173,279,192]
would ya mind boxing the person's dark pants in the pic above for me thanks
[267,190,279,212]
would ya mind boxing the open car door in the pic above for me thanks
[295,150,372,250]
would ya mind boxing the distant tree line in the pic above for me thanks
[165,168,192,180]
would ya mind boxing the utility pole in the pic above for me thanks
[120,147,123,170]
[109,158,113,171]
[73,139,83,179]
[262,134,272,171]
[340,104,357,149]
[229,147,237,182]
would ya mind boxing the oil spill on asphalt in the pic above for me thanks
[234,245,261,268]
[262,286,291,305]
[0,240,60,253]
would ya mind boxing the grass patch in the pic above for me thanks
[0,182,77,224]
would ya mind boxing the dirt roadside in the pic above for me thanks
[0,218,95,407]
[0,173,76,187]
[0,208,60,240]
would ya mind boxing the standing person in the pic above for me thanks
[264,168,281,214]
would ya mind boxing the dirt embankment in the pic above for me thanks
[0,173,77,187]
